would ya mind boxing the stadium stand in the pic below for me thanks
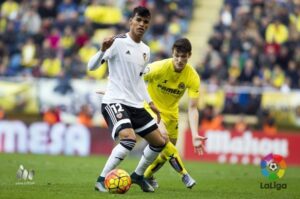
[0,0,194,78]
[199,0,300,90]
[197,0,300,130]
[0,0,299,131]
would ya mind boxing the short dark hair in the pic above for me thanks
[172,38,192,53]
[132,6,151,18]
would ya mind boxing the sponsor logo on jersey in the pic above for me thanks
[157,84,183,95]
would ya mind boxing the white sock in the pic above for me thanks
[100,143,130,177]
[134,145,162,176]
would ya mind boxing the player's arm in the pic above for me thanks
[141,56,162,123]
[188,98,207,155]
[87,37,115,71]
[141,79,161,123]
[187,71,207,155]
[141,71,161,123]
[149,101,161,124]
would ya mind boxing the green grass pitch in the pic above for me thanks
[0,153,299,199]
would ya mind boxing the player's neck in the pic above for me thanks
[128,32,142,43]
[174,68,183,73]
[172,62,184,73]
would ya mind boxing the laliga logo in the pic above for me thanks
[261,153,287,180]
[260,153,287,190]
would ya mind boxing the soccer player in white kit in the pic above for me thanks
[88,6,166,193]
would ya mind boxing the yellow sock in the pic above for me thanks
[144,153,167,178]
[144,142,187,178]
[162,142,187,175]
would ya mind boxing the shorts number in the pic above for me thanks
[110,103,124,114]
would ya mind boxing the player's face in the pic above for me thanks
[129,14,150,39]
[172,49,191,72]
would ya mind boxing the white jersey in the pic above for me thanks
[88,33,151,108]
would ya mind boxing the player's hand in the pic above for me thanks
[149,102,161,124]
[101,36,115,51]
[192,135,207,155]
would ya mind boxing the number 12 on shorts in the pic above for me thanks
[110,103,124,114]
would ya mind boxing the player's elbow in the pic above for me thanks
[87,52,103,71]
[87,63,95,71]
[87,60,98,71]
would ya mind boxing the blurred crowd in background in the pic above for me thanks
[0,0,299,133]
[200,0,300,90]
[0,0,192,79]
[197,0,300,132]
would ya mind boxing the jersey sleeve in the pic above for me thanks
[188,70,201,98]
[140,80,152,103]
[140,47,152,103]
[87,50,105,71]
[87,39,119,71]
[102,39,117,60]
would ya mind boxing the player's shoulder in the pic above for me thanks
[140,40,150,52]
[186,63,198,74]
[185,64,200,81]
[112,34,127,45]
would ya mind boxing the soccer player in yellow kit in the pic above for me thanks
[143,38,207,189]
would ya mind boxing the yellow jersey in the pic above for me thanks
[144,58,200,118]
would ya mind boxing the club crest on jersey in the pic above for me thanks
[178,82,185,89]
[143,53,147,61]
[116,113,123,119]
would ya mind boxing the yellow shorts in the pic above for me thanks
[145,103,179,139]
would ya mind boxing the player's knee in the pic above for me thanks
[162,134,170,143]
[119,138,136,151]
[149,141,166,153]
[158,125,168,137]
[160,134,167,146]
[151,136,166,150]
[119,128,136,141]
[118,129,136,151]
